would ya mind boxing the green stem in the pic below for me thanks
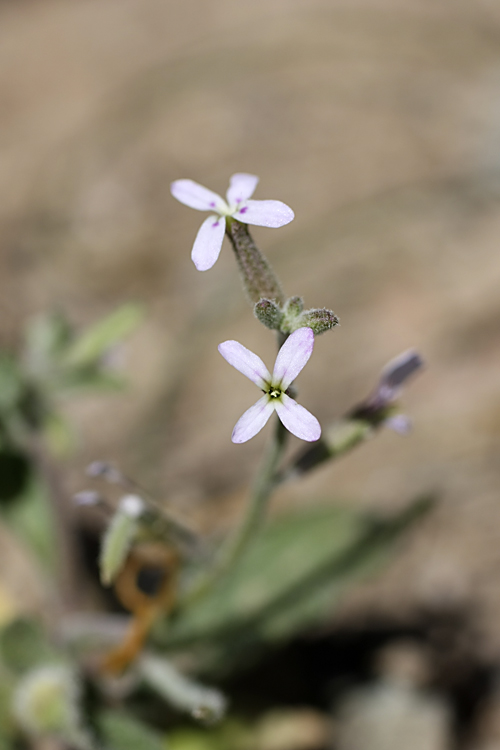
[275,417,374,484]
[178,227,288,608]
[180,418,287,607]
[220,418,287,564]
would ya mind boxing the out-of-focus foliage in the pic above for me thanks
[0,283,430,748]
[0,466,429,747]
[160,500,431,667]
[168,720,250,750]
[0,305,143,564]
[0,619,58,674]
[96,711,166,750]
[2,477,57,571]
[99,496,143,586]
[24,304,143,400]
[138,654,227,722]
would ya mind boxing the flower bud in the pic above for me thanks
[280,296,304,333]
[254,299,283,330]
[284,296,304,316]
[278,351,424,481]
[350,350,424,422]
[73,490,102,507]
[86,461,124,484]
[12,664,89,746]
[300,308,339,335]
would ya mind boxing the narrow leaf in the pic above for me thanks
[63,304,143,369]
[139,654,227,723]
[99,509,139,586]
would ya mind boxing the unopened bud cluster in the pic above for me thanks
[255,295,339,336]
[12,665,90,747]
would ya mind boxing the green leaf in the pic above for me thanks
[99,508,139,586]
[24,312,73,377]
[162,499,432,651]
[42,411,75,458]
[0,675,16,743]
[0,355,24,414]
[63,304,144,369]
[59,368,126,394]
[0,476,57,571]
[0,619,58,674]
[169,721,249,750]
[138,654,226,722]
[97,710,166,750]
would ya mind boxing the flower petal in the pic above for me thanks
[231,396,275,444]
[218,340,271,388]
[385,414,412,435]
[234,199,294,228]
[171,179,226,212]
[226,173,259,206]
[273,327,315,390]
[275,394,321,442]
[192,215,226,271]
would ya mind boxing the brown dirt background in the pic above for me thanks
[2,0,500,660]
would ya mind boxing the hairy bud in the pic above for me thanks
[254,299,283,330]
[284,296,304,316]
[280,296,304,333]
[300,308,339,335]
[13,665,90,748]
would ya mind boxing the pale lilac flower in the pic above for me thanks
[171,173,294,271]
[218,327,321,444]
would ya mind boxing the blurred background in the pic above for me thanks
[2,0,500,748]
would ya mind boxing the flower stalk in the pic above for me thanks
[226,218,285,305]
[276,349,424,482]
[180,418,288,607]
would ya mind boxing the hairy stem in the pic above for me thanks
[226,219,285,305]
[180,418,287,607]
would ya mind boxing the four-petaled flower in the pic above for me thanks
[218,327,321,443]
[171,173,294,271]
